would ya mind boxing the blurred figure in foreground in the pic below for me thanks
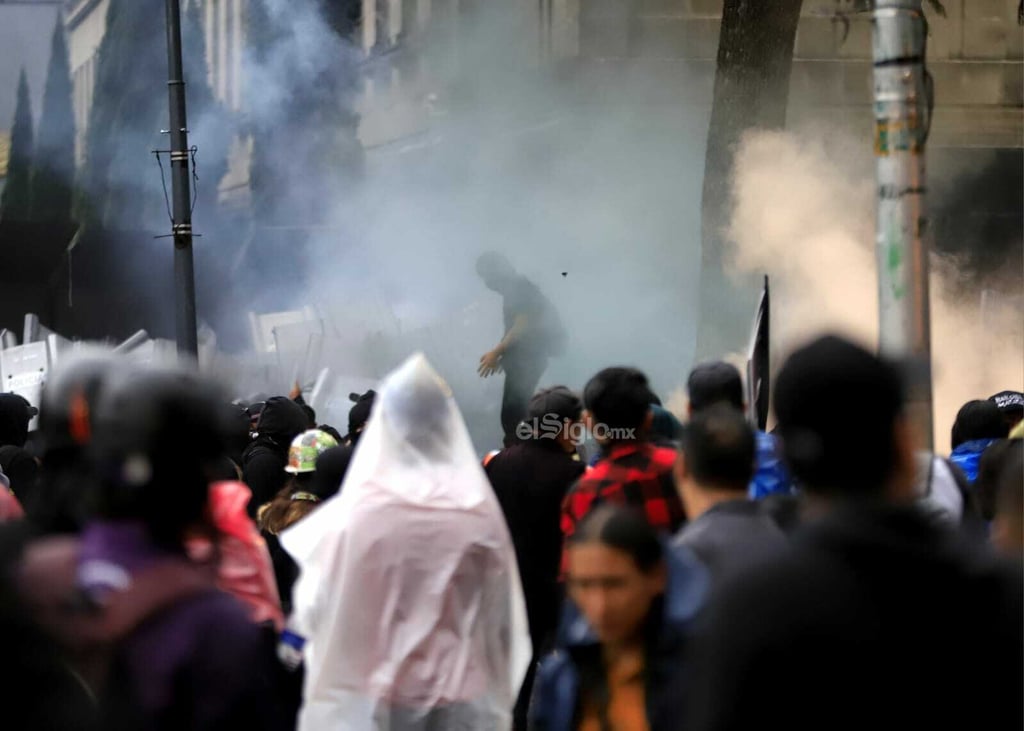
[282,354,530,730]
[28,350,124,533]
[190,479,283,632]
[484,386,586,729]
[0,523,94,730]
[530,505,707,731]
[0,468,23,521]
[17,367,281,730]
[684,335,1023,731]
[672,405,788,587]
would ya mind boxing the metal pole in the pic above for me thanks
[872,0,933,449]
[165,0,198,357]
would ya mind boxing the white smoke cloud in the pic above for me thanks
[726,127,1024,451]
[236,2,714,446]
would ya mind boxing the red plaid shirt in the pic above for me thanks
[560,442,685,571]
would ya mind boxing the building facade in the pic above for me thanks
[65,0,109,165]
[61,0,1024,193]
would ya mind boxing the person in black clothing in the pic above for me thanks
[672,405,788,588]
[0,393,39,505]
[476,252,566,447]
[345,389,376,446]
[484,386,585,729]
[682,335,1023,731]
[241,396,309,517]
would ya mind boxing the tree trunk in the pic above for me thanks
[695,0,803,360]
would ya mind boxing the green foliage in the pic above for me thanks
[0,69,34,223]
[77,0,230,231]
[29,22,75,222]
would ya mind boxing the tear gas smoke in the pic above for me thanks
[726,127,1024,450]
[238,2,710,447]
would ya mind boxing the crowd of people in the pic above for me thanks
[0,333,1021,730]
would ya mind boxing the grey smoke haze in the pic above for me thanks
[85,2,1018,453]
[238,2,712,445]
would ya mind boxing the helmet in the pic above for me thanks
[39,348,125,455]
[285,429,339,474]
[32,349,126,532]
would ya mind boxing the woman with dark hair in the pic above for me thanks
[530,505,707,731]
[259,439,352,615]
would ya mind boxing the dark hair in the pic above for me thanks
[951,400,1007,450]
[569,504,664,573]
[774,335,904,497]
[583,367,653,437]
[681,404,755,491]
[257,475,319,536]
[687,361,744,412]
[309,445,353,500]
[527,386,583,423]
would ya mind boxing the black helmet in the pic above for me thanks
[39,350,126,456]
[90,366,228,550]
[31,350,126,532]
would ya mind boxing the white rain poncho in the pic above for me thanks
[281,354,531,730]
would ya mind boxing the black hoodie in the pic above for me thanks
[0,394,38,503]
[241,396,308,517]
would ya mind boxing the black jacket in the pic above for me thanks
[485,440,584,655]
[683,504,1023,731]
[241,397,308,516]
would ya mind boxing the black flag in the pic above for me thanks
[746,275,770,431]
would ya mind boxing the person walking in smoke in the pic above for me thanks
[476,252,567,447]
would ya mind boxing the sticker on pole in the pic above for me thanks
[875,118,921,156]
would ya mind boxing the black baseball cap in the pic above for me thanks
[527,386,583,423]
[347,389,377,437]
[0,393,38,418]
